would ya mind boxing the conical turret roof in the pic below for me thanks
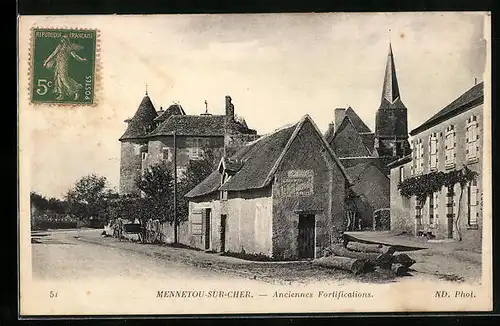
[119,95,158,141]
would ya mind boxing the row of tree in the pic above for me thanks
[31,152,216,228]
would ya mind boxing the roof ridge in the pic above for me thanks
[265,115,352,186]
[261,117,306,187]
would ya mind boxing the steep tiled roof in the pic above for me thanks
[154,104,186,122]
[360,133,375,155]
[184,169,222,199]
[150,115,256,137]
[345,107,372,133]
[185,124,295,198]
[410,82,484,136]
[324,123,336,143]
[348,163,390,211]
[329,116,373,158]
[119,95,158,141]
[345,162,372,183]
[186,115,350,198]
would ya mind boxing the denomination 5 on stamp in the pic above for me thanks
[30,28,98,105]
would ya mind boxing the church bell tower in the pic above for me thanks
[374,43,410,159]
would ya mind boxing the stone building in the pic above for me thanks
[185,115,350,260]
[119,93,258,195]
[389,81,484,251]
[324,43,410,230]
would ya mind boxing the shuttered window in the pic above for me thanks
[428,193,434,225]
[414,139,424,174]
[468,180,479,226]
[466,116,479,162]
[445,125,456,168]
[429,191,440,226]
[429,132,439,171]
[188,138,203,160]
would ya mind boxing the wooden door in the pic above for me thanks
[220,215,227,252]
[298,214,315,259]
[204,208,211,250]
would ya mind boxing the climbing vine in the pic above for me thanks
[397,166,478,202]
[397,166,478,241]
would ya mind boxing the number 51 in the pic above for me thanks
[36,79,52,96]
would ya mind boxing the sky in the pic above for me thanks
[18,12,488,199]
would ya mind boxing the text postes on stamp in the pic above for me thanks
[30,28,97,105]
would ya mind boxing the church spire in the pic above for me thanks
[381,42,400,104]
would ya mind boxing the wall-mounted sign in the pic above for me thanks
[279,169,314,197]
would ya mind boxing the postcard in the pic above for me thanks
[18,12,492,316]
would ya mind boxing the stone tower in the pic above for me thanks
[374,43,410,160]
[118,92,158,195]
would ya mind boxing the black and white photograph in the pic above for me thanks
[18,12,492,315]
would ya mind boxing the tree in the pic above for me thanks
[30,191,49,211]
[135,164,174,222]
[177,151,218,220]
[65,174,110,222]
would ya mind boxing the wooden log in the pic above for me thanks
[313,256,367,275]
[329,245,392,267]
[392,253,416,268]
[346,242,395,255]
[391,263,408,276]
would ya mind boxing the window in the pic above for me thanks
[429,132,439,171]
[412,139,424,175]
[468,180,479,226]
[134,144,141,155]
[466,116,479,162]
[160,146,170,161]
[187,138,203,160]
[399,166,405,183]
[141,152,148,160]
[445,125,456,168]
[429,191,439,226]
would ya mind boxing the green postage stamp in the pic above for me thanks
[30,28,98,105]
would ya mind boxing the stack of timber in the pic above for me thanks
[314,238,416,276]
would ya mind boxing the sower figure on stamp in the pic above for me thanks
[43,35,87,101]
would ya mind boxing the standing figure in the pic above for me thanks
[43,34,87,100]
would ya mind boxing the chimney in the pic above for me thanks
[225,96,234,121]
[474,77,478,85]
[334,108,346,132]
[328,122,335,134]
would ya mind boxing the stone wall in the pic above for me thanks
[119,140,145,195]
[390,161,413,234]
[272,119,345,260]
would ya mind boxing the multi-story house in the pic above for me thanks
[119,93,258,195]
[389,81,484,250]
